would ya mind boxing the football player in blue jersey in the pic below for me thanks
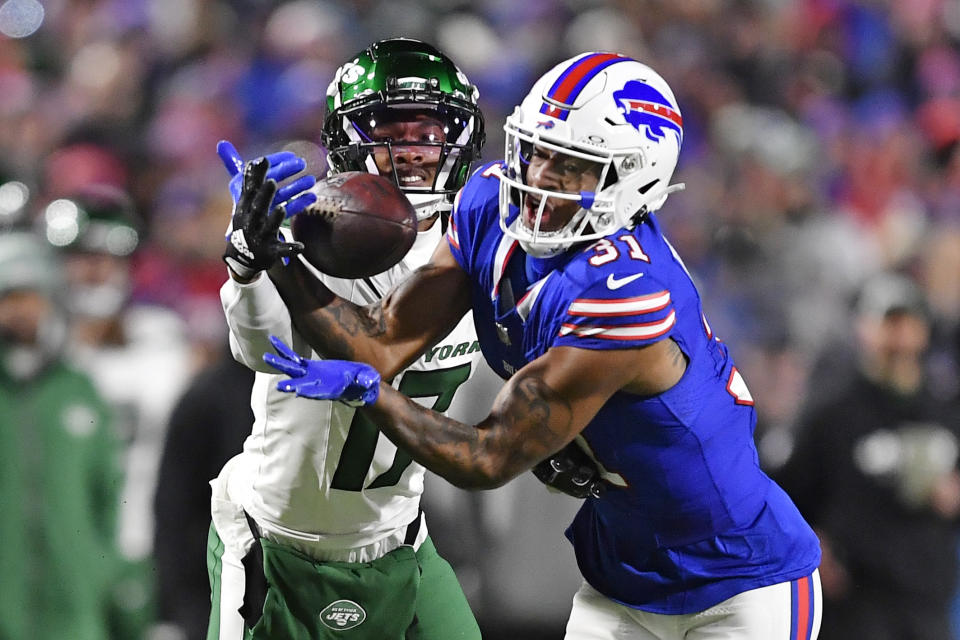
[241,52,823,639]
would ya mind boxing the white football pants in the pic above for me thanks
[565,570,821,640]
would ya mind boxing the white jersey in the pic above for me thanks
[219,221,501,551]
[67,305,193,560]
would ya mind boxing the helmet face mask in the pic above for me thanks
[323,39,485,221]
[500,127,617,257]
[499,53,684,257]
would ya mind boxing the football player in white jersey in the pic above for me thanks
[207,39,502,639]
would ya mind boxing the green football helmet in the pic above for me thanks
[39,184,141,257]
[323,38,485,221]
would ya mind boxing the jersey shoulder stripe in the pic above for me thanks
[558,309,676,341]
[446,215,460,251]
[568,290,671,317]
[548,233,678,350]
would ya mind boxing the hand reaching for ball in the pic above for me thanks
[217,140,317,222]
[221,154,317,282]
[216,140,418,281]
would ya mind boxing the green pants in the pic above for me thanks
[207,524,480,639]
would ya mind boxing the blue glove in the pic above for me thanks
[263,335,381,407]
[218,140,317,273]
[217,140,317,219]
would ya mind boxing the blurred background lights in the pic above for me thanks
[0,0,44,39]
[102,225,139,257]
[0,180,29,220]
[43,198,82,248]
[69,42,124,91]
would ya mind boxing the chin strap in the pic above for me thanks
[658,182,687,201]
[407,192,450,221]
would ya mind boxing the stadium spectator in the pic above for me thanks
[0,229,124,640]
[38,184,194,638]
[777,271,960,640]
[153,343,254,640]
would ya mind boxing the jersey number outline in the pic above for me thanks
[330,363,473,491]
[588,235,651,266]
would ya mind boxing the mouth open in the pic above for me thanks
[396,168,431,187]
[523,195,560,232]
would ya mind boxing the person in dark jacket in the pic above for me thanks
[777,271,960,640]
[153,344,254,640]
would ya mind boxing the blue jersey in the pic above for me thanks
[446,162,820,614]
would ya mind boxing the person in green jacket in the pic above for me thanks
[0,229,124,640]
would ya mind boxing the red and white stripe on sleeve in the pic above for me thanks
[556,277,676,348]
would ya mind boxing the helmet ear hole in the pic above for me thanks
[601,165,619,190]
[638,179,658,195]
[342,146,364,168]
[624,178,660,225]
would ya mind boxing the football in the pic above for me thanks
[291,172,417,279]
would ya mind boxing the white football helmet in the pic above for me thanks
[499,53,685,257]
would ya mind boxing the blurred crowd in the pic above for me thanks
[2,0,960,638]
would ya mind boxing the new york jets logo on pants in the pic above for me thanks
[320,600,366,630]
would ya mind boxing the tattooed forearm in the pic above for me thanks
[268,259,387,362]
[498,375,574,475]
[328,298,387,339]
[291,299,389,363]
[497,375,570,443]
[268,255,466,378]
[365,371,574,489]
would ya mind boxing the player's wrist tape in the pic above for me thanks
[224,255,259,281]
[224,229,267,279]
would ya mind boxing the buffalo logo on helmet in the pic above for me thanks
[612,80,683,145]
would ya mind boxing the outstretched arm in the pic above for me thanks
[268,239,472,380]
[264,313,687,490]
[215,142,318,369]
[363,332,686,489]
[216,140,469,378]
[351,340,673,488]
[365,352,585,489]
